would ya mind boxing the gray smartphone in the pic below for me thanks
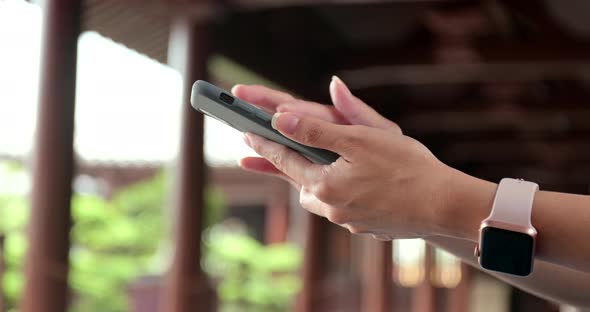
[190,80,339,165]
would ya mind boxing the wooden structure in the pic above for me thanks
[24,0,590,311]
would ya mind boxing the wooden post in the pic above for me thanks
[362,240,393,312]
[21,0,80,311]
[445,264,471,312]
[162,17,215,312]
[412,244,435,312]
[296,214,324,312]
[264,196,289,244]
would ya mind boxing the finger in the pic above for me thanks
[239,157,301,190]
[231,84,295,112]
[271,112,364,159]
[330,76,401,133]
[277,100,349,125]
[244,133,321,185]
[239,156,283,175]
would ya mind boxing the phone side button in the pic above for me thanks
[235,101,255,114]
[255,111,272,123]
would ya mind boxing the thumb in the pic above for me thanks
[271,112,362,159]
[330,76,400,132]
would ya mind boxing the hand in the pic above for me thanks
[233,77,406,239]
[232,77,455,239]
[232,76,398,183]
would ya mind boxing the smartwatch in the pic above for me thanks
[474,178,539,276]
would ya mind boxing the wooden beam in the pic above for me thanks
[333,41,590,70]
[161,17,216,312]
[22,0,80,311]
[437,139,590,165]
[333,40,590,87]
[339,61,590,87]
[398,109,590,136]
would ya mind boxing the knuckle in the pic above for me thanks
[298,197,305,208]
[312,181,336,203]
[302,124,324,145]
[298,194,308,207]
[334,130,364,154]
[268,145,288,169]
[268,152,283,168]
[387,123,403,135]
[298,188,315,209]
[347,225,364,234]
[326,210,347,224]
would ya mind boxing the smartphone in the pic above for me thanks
[191,80,339,164]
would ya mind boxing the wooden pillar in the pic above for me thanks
[445,264,471,312]
[162,17,215,312]
[21,0,80,311]
[264,196,289,244]
[296,214,324,312]
[412,244,435,312]
[362,240,393,312]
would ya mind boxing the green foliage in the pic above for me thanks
[0,166,227,311]
[68,173,224,312]
[0,161,302,312]
[0,161,30,309]
[204,225,302,312]
[68,172,169,312]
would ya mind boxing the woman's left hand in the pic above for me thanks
[233,77,460,239]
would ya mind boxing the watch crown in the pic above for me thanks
[474,245,480,257]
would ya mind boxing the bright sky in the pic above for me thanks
[0,0,255,166]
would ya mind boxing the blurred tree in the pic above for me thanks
[0,162,301,312]
[203,223,302,312]
[67,173,169,312]
[0,167,224,312]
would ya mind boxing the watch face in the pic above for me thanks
[480,227,534,276]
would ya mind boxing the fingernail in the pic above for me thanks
[231,84,242,95]
[242,132,251,146]
[272,113,299,134]
[331,75,352,97]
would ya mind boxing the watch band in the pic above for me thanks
[485,178,539,227]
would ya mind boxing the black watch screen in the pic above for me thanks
[479,226,534,276]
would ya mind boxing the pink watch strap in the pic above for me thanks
[485,178,539,227]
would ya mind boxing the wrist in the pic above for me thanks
[431,166,497,242]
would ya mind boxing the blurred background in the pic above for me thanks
[0,0,589,311]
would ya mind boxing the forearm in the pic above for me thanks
[426,235,590,309]
[437,167,590,273]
